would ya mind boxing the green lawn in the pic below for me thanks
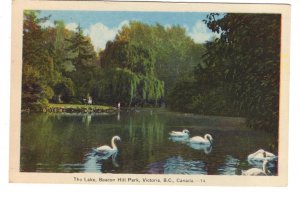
[47,103,115,110]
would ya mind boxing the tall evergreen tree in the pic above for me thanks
[67,26,97,100]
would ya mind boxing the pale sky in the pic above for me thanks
[39,10,221,51]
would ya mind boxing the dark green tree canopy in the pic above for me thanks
[22,11,281,133]
[100,40,155,76]
[169,13,281,133]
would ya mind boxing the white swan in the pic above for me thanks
[96,136,121,156]
[242,160,269,176]
[247,149,276,161]
[169,129,190,137]
[189,134,213,145]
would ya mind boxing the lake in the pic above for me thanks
[20,108,278,175]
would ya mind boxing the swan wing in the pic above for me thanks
[248,149,263,160]
[169,131,180,135]
[253,153,265,160]
[190,136,207,143]
[169,131,187,137]
[242,168,266,176]
[247,152,256,160]
[265,151,276,158]
[96,145,112,152]
[248,151,277,161]
[94,145,117,160]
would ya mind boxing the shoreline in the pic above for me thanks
[22,103,118,114]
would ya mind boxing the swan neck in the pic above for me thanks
[262,162,267,173]
[205,135,212,143]
[111,137,117,150]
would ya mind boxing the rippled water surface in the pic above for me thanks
[21,109,278,175]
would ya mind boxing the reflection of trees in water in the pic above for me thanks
[21,111,279,174]
[82,114,92,126]
[120,112,165,171]
[127,112,165,145]
[21,114,90,172]
[21,114,58,171]
[147,156,207,174]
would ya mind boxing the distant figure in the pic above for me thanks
[57,94,62,103]
[88,96,93,105]
[117,102,121,110]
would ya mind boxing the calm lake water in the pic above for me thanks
[20,109,278,175]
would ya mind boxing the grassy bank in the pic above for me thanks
[41,103,117,114]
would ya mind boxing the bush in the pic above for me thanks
[30,98,49,112]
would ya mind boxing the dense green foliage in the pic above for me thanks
[22,11,280,132]
[90,68,164,106]
[22,11,58,109]
[113,21,206,96]
[22,11,98,108]
[168,13,281,132]
[22,12,205,108]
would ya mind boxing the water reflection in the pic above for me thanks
[246,158,277,176]
[187,143,212,154]
[21,109,278,175]
[168,136,189,143]
[83,150,119,173]
[168,136,212,154]
[82,114,92,126]
[60,163,87,172]
[83,151,102,172]
[147,156,207,174]
[117,111,120,121]
[218,155,240,175]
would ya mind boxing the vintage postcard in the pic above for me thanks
[10,0,290,186]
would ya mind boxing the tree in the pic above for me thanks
[201,13,281,132]
[114,21,206,98]
[52,20,76,74]
[22,11,57,108]
[67,26,97,100]
[100,40,155,75]
[98,35,164,106]
[168,13,280,133]
[167,76,197,112]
